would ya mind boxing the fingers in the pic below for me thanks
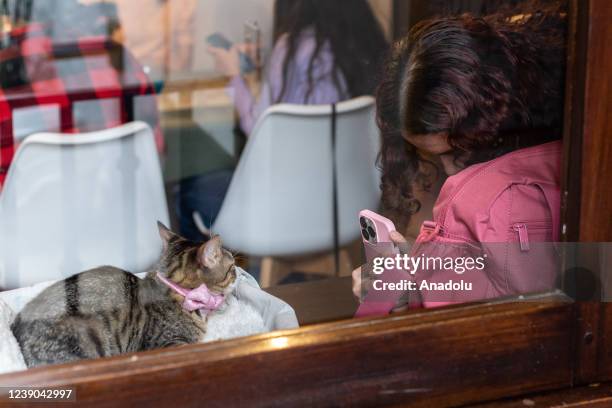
[206,45,225,58]
[352,281,361,300]
[236,42,259,54]
[207,45,235,56]
[351,266,361,281]
[389,230,407,244]
[390,230,411,254]
[351,267,362,299]
[235,43,249,54]
[207,46,240,77]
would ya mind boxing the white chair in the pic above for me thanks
[197,96,381,286]
[0,121,169,289]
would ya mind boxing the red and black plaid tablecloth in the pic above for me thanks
[0,24,162,188]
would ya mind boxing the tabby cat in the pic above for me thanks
[11,222,236,368]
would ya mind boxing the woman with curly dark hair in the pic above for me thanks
[353,2,567,310]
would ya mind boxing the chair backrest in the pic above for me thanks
[0,121,169,289]
[213,96,380,257]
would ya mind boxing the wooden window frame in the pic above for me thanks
[1,1,611,406]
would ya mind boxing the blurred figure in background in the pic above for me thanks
[210,0,389,136]
[176,0,389,241]
[110,0,196,81]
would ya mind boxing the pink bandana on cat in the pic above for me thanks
[156,273,225,314]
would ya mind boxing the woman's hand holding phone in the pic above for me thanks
[207,44,241,78]
[207,32,260,77]
[351,230,410,300]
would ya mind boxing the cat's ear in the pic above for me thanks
[157,221,177,250]
[198,236,223,268]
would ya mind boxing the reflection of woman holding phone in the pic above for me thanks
[177,0,389,241]
[208,0,388,135]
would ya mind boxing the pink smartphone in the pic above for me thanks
[359,209,398,262]
[356,210,402,318]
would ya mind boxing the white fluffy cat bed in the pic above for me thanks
[0,268,298,375]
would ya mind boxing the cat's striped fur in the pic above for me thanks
[11,223,236,368]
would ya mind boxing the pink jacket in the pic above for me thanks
[412,141,562,307]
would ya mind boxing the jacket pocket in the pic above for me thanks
[510,221,552,252]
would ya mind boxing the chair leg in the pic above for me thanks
[260,257,292,288]
[260,257,274,288]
